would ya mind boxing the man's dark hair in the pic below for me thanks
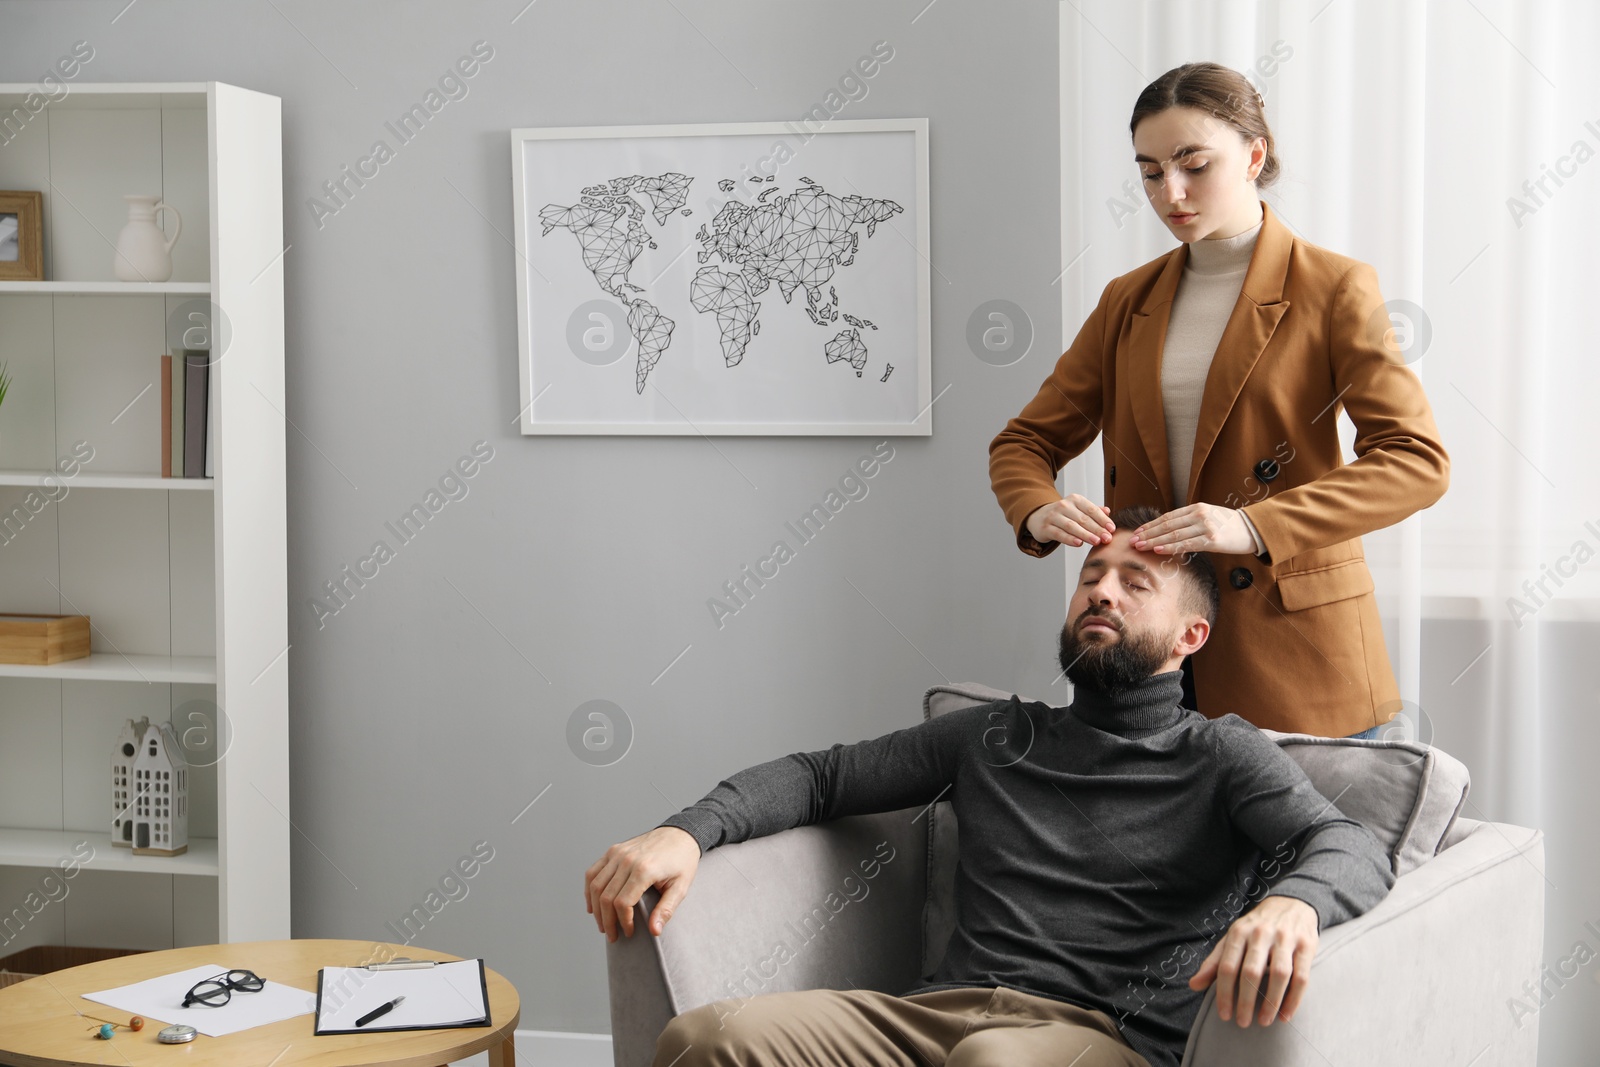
[1102,504,1220,628]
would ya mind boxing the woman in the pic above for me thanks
[989,62,1449,739]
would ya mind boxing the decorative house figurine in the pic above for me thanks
[110,717,147,848]
[110,717,188,856]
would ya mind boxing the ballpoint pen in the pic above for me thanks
[355,995,405,1028]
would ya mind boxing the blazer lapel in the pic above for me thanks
[1126,198,1294,508]
[1127,250,1186,506]
[1126,251,1190,508]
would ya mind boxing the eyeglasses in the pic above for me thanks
[182,969,264,1007]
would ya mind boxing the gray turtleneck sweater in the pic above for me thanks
[655,670,1394,1067]
[1166,213,1271,557]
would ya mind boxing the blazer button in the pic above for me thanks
[1229,566,1253,590]
[1254,458,1281,483]
[1109,465,1116,487]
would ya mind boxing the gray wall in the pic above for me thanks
[4,0,1067,1032]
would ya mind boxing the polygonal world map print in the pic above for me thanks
[538,173,904,395]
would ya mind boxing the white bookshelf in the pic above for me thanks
[0,82,287,950]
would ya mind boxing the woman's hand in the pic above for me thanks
[1129,503,1257,555]
[1025,495,1115,548]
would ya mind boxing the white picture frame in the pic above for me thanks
[509,118,931,435]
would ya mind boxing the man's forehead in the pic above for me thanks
[1081,539,1171,579]
[1081,549,1154,573]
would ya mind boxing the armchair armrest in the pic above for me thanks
[1182,821,1545,1067]
[605,806,930,1067]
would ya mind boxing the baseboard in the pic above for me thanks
[453,1029,613,1066]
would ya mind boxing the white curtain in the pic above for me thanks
[1060,2,1598,1060]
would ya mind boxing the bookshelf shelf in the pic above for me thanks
[0,82,287,947]
[0,470,214,490]
[0,281,211,295]
[0,653,217,684]
[0,828,218,876]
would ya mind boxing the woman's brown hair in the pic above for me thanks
[1129,62,1280,189]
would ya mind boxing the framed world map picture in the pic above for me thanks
[509,119,930,435]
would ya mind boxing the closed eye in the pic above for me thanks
[1081,579,1148,591]
[1142,164,1209,181]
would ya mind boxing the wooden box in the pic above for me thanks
[0,613,91,665]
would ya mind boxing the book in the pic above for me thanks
[170,351,186,477]
[183,350,208,479]
[160,355,172,478]
[204,356,215,477]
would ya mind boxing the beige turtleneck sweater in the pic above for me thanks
[1161,213,1269,559]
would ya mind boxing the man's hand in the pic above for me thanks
[1188,894,1319,1027]
[584,825,701,942]
[1025,495,1114,548]
[1129,503,1257,556]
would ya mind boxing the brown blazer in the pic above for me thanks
[989,198,1449,737]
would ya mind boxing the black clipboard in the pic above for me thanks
[313,957,492,1035]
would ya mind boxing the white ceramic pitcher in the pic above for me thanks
[113,194,182,282]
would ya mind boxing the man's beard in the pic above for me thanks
[1057,611,1175,695]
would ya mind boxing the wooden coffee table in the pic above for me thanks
[0,939,519,1067]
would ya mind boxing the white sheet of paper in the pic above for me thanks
[83,963,316,1038]
[315,959,487,1033]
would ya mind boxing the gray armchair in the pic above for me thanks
[606,682,1545,1066]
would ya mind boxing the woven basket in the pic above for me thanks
[0,945,145,989]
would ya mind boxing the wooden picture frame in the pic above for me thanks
[0,190,44,281]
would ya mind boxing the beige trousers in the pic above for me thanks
[654,984,1154,1067]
